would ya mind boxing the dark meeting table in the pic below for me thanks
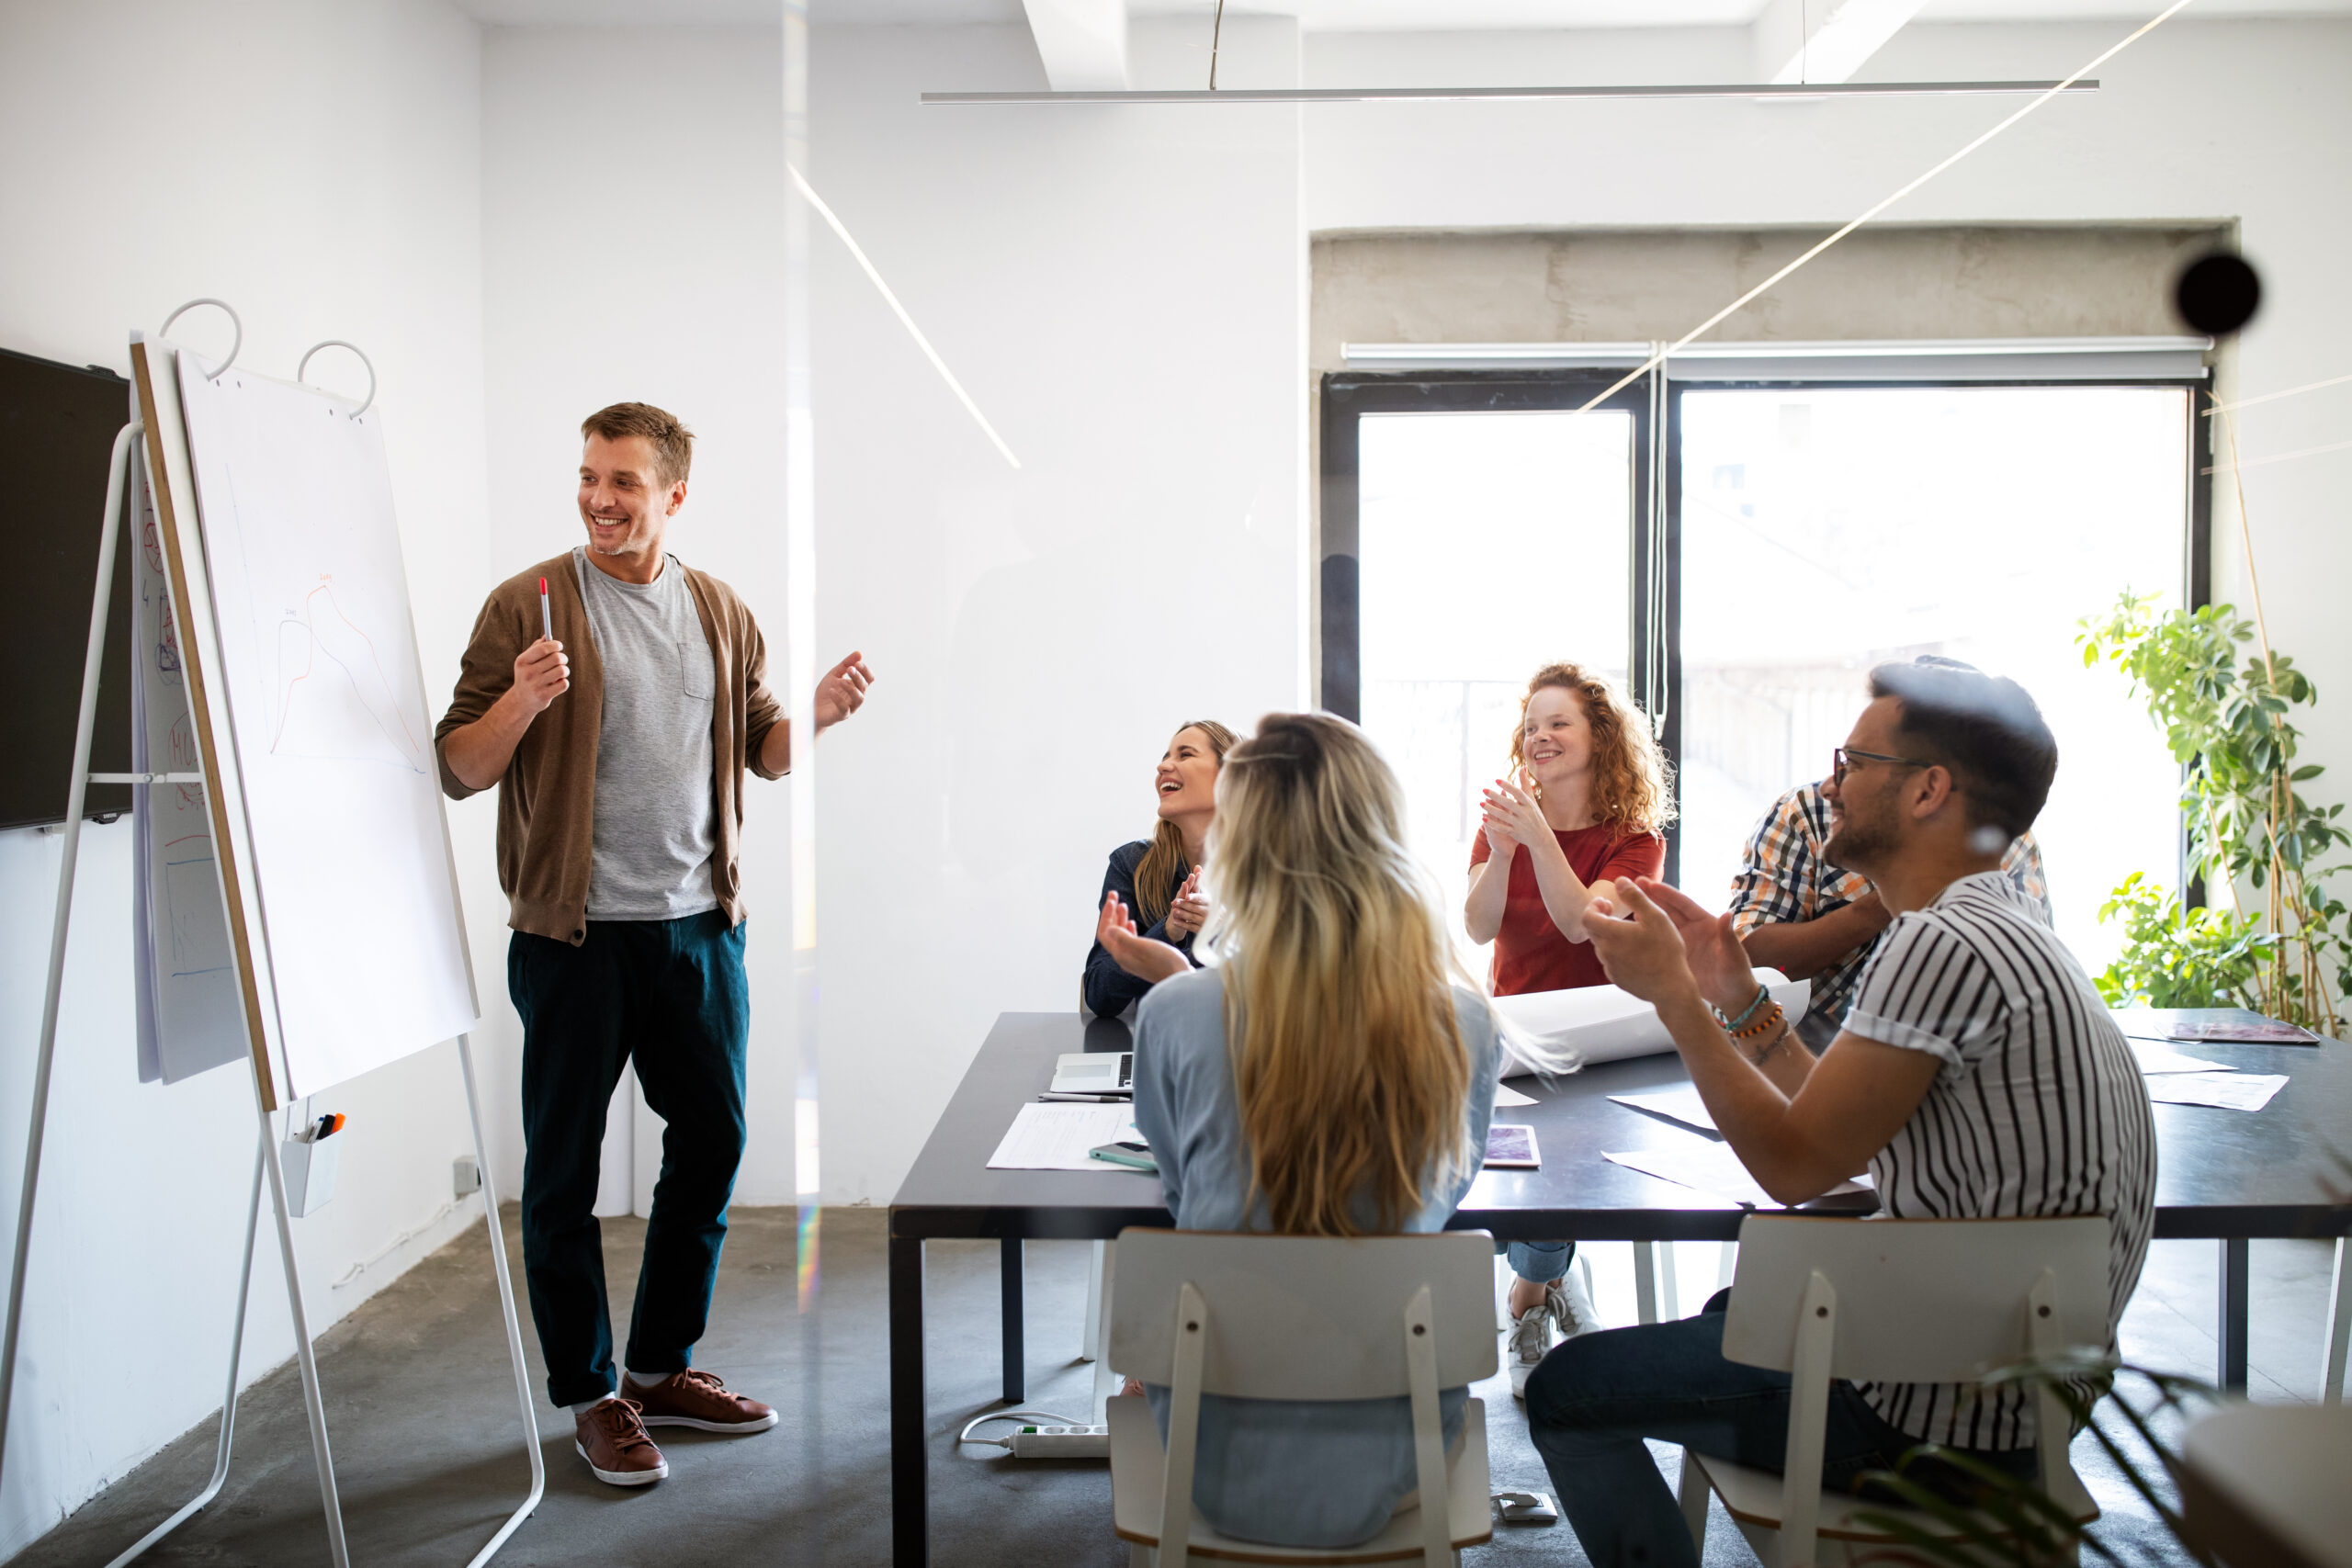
[888,1010,2352,1568]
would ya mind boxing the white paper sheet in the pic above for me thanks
[175,362,479,1097]
[1609,1084,1718,1134]
[1493,971,1810,1070]
[2143,1072,2287,1111]
[1605,1136,1871,1210]
[2130,1042,2231,1076]
[1493,1082,1538,1108]
[987,1103,1147,1171]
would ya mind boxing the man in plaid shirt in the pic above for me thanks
[1729,778,2049,1050]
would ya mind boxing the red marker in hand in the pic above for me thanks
[539,577,553,642]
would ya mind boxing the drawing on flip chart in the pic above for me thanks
[269,575,430,771]
[175,360,477,1098]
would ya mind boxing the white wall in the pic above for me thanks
[0,1,495,1552]
[477,24,795,1206]
[476,17,1308,1207]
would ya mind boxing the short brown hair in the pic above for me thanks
[581,402,694,488]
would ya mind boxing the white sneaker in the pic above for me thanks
[1505,1301,1555,1400]
[1546,1257,1607,1339]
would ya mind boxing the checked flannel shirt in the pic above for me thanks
[1725,780,2051,1044]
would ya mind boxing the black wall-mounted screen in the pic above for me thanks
[4,346,136,830]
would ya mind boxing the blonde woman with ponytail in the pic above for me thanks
[1082,720,1238,1016]
[1096,713,1504,1551]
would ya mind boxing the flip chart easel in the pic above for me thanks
[1,313,544,1568]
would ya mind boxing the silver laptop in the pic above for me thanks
[1049,1052,1133,1094]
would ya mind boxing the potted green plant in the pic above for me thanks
[2078,594,2352,1039]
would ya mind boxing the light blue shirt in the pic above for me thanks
[1128,966,1502,1549]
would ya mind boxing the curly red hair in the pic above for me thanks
[1507,663,1676,835]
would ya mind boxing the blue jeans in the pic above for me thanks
[1525,1289,2036,1568]
[510,911,751,1408]
[1498,1239,1573,1283]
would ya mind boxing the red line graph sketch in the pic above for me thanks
[270,575,427,771]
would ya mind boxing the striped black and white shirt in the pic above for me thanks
[1843,870,2158,1450]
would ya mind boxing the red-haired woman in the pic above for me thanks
[1465,663,1675,1395]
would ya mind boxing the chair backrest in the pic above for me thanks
[1723,1214,2111,1383]
[1108,1228,1498,1400]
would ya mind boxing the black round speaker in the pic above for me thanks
[2175,252,2262,336]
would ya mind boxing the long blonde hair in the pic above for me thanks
[1133,719,1238,926]
[1509,662,1677,834]
[1205,714,1474,1236]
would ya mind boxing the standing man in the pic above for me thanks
[435,402,872,1488]
[1727,657,2051,1051]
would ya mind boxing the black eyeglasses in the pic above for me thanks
[1831,746,1933,784]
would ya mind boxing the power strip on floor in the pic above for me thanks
[1006,1424,1111,1459]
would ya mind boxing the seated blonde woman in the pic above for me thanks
[1092,713,1503,1549]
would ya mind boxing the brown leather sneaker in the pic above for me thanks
[625,1369,779,1435]
[575,1397,668,1486]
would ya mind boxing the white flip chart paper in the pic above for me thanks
[1493,971,1810,1070]
[175,362,478,1097]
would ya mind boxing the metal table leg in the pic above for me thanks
[2219,1237,2250,1392]
[890,1232,928,1568]
[1000,1236,1023,1404]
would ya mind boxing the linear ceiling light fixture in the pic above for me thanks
[922,80,2098,106]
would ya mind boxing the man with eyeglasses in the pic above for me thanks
[1727,656,2050,1051]
[1521,658,2155,1568]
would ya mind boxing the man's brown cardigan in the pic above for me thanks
[434,552,786,945]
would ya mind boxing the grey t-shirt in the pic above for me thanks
[572,547,719,920]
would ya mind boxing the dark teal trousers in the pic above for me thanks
[509,910,749,1409]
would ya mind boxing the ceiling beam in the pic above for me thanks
[1751,0,1930,85]
[1022,0,1128,91]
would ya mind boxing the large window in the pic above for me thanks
[1324,371,2204,976]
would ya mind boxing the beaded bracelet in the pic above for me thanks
[1719,983,1771,1033]
[1731,1002,1785,1043]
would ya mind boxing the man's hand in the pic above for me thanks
[1098,892,1191,985]
[1625,878,1762,1016]
[1581,878,1704,1007]
[813,650,874,731]
[443,637,569,792]
[511,637,570,716]
[1164,868,1209,943]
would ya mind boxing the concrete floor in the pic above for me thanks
[8,1205,2340,1567]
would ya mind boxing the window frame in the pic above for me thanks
[1318,367,2214,888]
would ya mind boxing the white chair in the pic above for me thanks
[1104,1227,1498,1568]
[1678,1213,2110,1568]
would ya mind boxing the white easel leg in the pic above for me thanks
[2322,1235,2350,1406]
[0,422,141,1488]
[456,1033,545,1567]
[104,1137,265,1568]
[253,1088,351,1568]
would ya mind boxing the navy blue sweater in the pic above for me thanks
[1081,840,1202,1017]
